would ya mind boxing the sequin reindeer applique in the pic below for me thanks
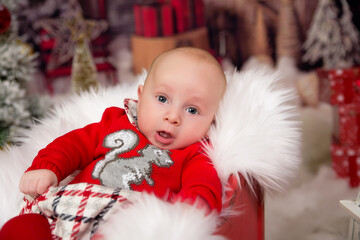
[92,129,173,189]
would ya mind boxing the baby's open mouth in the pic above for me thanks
[158,131,172,139]
[155,131,174,145]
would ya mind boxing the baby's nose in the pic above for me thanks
[164,111,180,125]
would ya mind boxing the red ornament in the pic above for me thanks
[0,4,11,34]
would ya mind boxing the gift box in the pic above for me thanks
[171,0,191,33]
[318,66,360,105]
[133,0,205,37]
[331,144,360,187]
[333,103,360,147]
[193,0,205,28]
[171,0,205,33]
[78,0,107,20]
[133,3,174,37]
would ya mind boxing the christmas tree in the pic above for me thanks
[0,1,48,148]
[302,0,360,69]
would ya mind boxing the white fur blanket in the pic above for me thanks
[0,68,301,239]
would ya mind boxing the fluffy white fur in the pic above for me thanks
[204,68,301,193]
[99,194,225,240]
[0,68,300,238]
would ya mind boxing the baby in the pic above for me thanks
[0,47,227,239]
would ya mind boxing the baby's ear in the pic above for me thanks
[211,117,217,126]
[137,85,144,100]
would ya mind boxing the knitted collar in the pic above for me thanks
[124,98,139,128]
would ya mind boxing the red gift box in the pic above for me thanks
[171,0,204,33]
[133,4,143,36]
[171,0,190,33]
[161,4,174,36]
[78,0,107,20]
[331,144,360,187]
[193,0,205,28]
[142,5,158,37]
[331,144,350,177]
[133,3,174,37]
[318,66,360,105]
[187,0,205,28]
[333,103,360,146]
[133,0,204,36]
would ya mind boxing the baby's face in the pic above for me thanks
[137,54,225,150]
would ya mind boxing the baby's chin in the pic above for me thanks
[149,141,176,150]
[143,130,204,150]
[150,140,200,151]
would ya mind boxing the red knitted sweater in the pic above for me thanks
[27,107,222,211]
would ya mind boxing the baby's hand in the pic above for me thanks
[19,169,58,196]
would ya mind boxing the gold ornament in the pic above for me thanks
[16,39,34,56]
[71,33,99,94]
[35,0,108,94]
[34,0,107,71]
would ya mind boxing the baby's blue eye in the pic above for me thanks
[157,95,168,103]
[186,107,198,115]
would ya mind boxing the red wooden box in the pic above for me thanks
[133,3,174,37]
[333,103,360,147]
[318,66,360,105]
[331,143,360,187]
[217,174,264,239]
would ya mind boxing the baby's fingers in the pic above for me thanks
[19,169,58,196]
[19,176,39,196]
[36,178,52,195]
